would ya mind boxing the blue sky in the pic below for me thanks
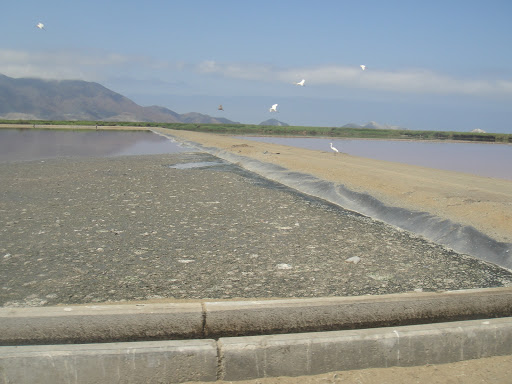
[2,0,512,132]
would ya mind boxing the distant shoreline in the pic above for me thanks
[1,121,511,144]
[234,133,512,146]
[0,124,150,131]
[0,124,512,145]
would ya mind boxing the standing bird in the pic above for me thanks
[218,104,224,111]
[360,65,366,71]
[269,104,278,112]
[330,142,339,155]
[36,22,45,30]
[295,79,305,86]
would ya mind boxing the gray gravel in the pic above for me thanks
[1,152,511,307]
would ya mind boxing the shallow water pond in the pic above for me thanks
[236,136,512,180]
[0,129,195,162]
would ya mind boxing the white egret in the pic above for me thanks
[295,79,305,86]
[360,65,366,71]
[330,142,339,154]
[269,104,278,112]
[36,22,45,30]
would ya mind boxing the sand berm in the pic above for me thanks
[161,128,512,245]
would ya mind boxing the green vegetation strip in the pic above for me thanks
[1,119,511,143]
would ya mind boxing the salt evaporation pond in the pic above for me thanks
[0,129,195,162]
[236,136,512,180]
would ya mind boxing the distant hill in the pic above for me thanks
[0,74,239,124]
[179,112,236,125]
[342,121,405,130]
[259,119,289,126]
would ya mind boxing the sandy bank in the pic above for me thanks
[161,129,512,245]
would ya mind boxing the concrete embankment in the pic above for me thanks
[1,289,512,382]
[1,316,511,383]
[2,288,512,345]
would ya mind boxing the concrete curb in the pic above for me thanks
[203,287,512,338]
[218,317,512,381]
[1,287,512,345]
[0,302,204,345]
[0,339,218,383]
[1,317,511,383]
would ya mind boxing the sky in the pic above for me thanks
[2,0,512,133]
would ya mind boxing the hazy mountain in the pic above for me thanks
[259,119,289,126]
[0,74,239,124]
[180,112,236,125]
[342,121,405,130]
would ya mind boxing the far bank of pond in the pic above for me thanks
[236,135,512,180]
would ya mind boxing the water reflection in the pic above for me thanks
[0,129,194,162]
[237,136,512,180]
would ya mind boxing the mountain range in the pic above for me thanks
[1,74,407,130]
[0,74,238,125]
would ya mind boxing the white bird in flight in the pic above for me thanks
[36,22,45,30]
[330,142,339,154]
[295,79,305,86]
[269,104,278,112]
[360,65,366,71]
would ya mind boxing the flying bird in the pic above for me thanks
[36,22,45,30]
[330,142,339,154]
[218,104,224,111]
[295,79,305,86]
[360,65,366,71]
[269,104,278,112]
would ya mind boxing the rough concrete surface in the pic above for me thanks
[2,153,511,308]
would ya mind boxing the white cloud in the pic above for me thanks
[0,49,161,81]
[194,60,512,97]
[0,49,119,80]
[2,49,511,98]
[196,60,276,81]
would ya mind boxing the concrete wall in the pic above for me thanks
[218,317,512,381]
[1,317,511,383]
[2,288,512,345]
[2,288,512,382]
[0,302,204,345]
[0,340,217,383]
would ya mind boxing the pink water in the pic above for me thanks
[237,136,512,181]
[0,129,192,162]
